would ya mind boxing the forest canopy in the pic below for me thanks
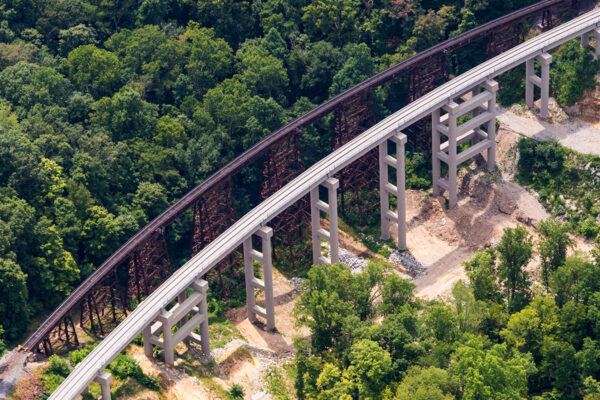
[0,0,596,367]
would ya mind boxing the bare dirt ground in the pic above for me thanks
[497,99,600,156]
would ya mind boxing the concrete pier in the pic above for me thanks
[379,131,407,249]
[142,279,210,365]
[525,52,552,118]
[243,226,275,330]
[310,178,340,265]
[432,79,498,208]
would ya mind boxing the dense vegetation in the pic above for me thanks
[0,0,554,348]
[517,138,600,241]
[293,223,600,399]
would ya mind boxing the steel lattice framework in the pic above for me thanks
[20,0,593,361]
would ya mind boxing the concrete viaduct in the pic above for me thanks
[4,2,593,399]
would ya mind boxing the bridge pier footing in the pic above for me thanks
[142,279,210,365]
[432,79,498,208]
[310,178,340,265]
[244,226,276,330]
[525,52,552,118]
[81,371,112,400]
[379,132,407,250]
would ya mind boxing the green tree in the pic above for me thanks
[464,248,502,303]
[451,336,535,400]
[497,226,533,312]
[538,218,573,291]
[501,295,560,362]
[0,257,29,339]
[329,43,376,95]
[347,339,392,398]
[235,42,289,99]
[395,366,458,400]
[28,217,79,308]
[91,87,159,141]
[302,0,360,45]
[133,181,169,223]
[58,24,97,57]
[65,45,121,97]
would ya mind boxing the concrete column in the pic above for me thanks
[471,86,481,145]
[539,53,552,119]
[310,178,339,265]
[394,133,407,250]
[447,101,459,208]
[582,32,590,48]
[94,371,112,400]
[310,185,321,265]
[379,132,407,250]
[483,79,498,171]
[197,280,210,357]
[432,109,441,196]
[324,179,339,263]
[379,140,390,240]
[159,308,175,365]
[525,58,534,108]
[142,325,153,358]
[244,226,275,330]
[594,29,600,61]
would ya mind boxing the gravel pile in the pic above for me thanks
[390,250,427,278]
[339,247,369,274]
[289,277,304,289]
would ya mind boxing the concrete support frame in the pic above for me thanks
[142,279,210,365]
[310,178,340,265]
[582,29,600,60]
[243,226,275,330]
[379,131,407,250]
[525,52,552,118]
[81,371,112,400]
[95,371,112,400]
[432,79,499,208]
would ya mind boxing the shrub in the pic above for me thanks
[579,216,599,240]
[108,354,160,390]
[69,344,97,366]
[229,383,245,399]
[47,355,70,377]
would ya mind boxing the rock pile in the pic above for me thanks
[390,250,427,278]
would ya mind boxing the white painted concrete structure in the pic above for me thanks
[49,8,600,399]
[311,178,340,265]
[243,226,276,330]
[379,132,407,248]
[142,278,210,365]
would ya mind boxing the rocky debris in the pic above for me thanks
[288,277,304,289]
[389,250,427,278]
[495,191,518,215]
[339,247,369,274]
[321,242,369,274]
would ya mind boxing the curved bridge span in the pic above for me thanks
[45,6,600,398]
[5,0,600,400]
[24,0,591,358]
